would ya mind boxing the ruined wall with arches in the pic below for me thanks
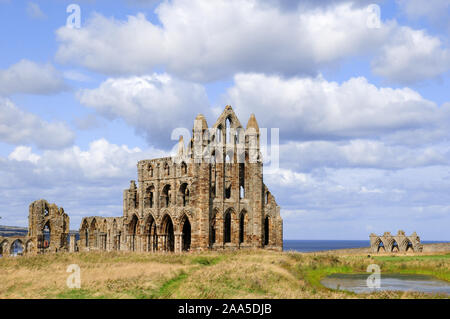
[27,199,70,254]
[0,199,70,257]
[370,231,423,253]
[0,236,34,256]
[79,106,283,253]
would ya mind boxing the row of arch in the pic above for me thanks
[146,161,188,178]
[79,208,275,252]
[142,182,190,209]
[210,208,272,247]
[372,237,415,252]
[80,217,120,251]
[0,238,34,257]
[80,213,192,253]
[127,213,191,252]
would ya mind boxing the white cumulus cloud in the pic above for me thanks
[77,73,210,147]
[0,98,75,149]
[220,73,447,141]
[0,60,67,96]
[54,0,450,83]
[55,1,390,81]
[372,27,450,84]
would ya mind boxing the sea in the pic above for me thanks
[282,240,449,253]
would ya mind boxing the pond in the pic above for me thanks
[321,273,450,295]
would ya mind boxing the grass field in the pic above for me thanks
[0,250,448,299]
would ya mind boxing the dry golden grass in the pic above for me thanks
[0,249,448,299]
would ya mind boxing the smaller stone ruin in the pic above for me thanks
[370,230,423,253]
[0,199,71,257]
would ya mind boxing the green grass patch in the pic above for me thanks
[56,288,102,299]
[373,254,450,262]
[153,271,189,298]
[303,265,354,290]
[191,256,223,266]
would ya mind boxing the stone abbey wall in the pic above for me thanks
[370,231,423,253]
[0,199,70,256]
[78,106,283,253]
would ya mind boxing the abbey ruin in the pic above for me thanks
[0,106,283,256]
[0,199,70,256]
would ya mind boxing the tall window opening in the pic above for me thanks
[264,216,269,246]
[224,211,231,243]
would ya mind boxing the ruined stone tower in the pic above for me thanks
[0,200,70,256]
[27,199,70,253]
[78,106,283,252]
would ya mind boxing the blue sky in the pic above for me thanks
[0,0,450,240]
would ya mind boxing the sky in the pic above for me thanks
[0,0,449,240]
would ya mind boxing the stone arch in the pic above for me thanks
[225,181,232,199]
[391,239,399,252]
[239,210,248,244]
[29,200,69,253]
[210,208,219,247]
[374,237,385,252]
[223,208,235,244]
[181,161,187,175]
[42,220,51,250]
[10,239,24,256]
[161,184,171,208]
[164,162,170,176]
[144,213,158,252]
[145,184,155,208]
[89,218,98,249]
[128,214,139,251]
[179,183,190,207]
[0,239,9,256]
[401,238,414,252]
[180,214,191,252]
[226,116,232,144]
[160,214,175,252]
[80,219,89,248]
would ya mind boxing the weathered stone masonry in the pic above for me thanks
[370,231,423,253]
[78,106,283,253]
[77,106,283,253]
[0,199,70,256]
[1,106,283,256]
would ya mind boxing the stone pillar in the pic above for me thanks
[175,232,182,253]
[232,214,239,247]
[158,235,164,251]
[140,234,146,252]
[148,235,152,252]
[69,234,76,252]
[216,216,223,248]
[138,164,144,218]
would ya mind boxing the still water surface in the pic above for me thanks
[321,273,450,295]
